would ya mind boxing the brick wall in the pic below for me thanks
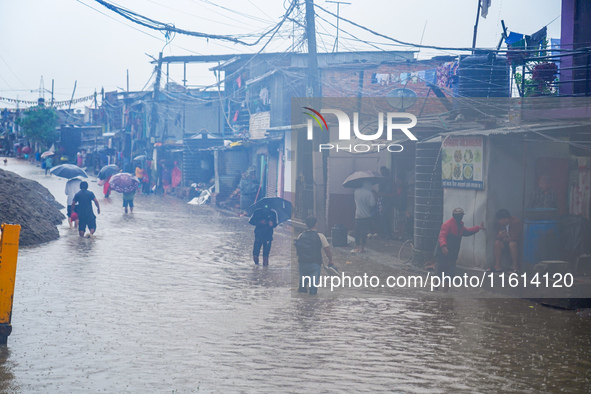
[321,60,450,116]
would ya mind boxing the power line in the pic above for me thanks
[313,3,581,54]
[145,0,265,31]
[93,0,295,47]
[326,1,350,52]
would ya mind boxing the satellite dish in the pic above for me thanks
[386,88,418,110]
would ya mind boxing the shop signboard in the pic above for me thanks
[441,136,484,189]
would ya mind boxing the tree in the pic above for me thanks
[16,106,59,149]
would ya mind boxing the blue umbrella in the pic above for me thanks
[50,164,88,179]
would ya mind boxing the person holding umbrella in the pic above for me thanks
[109,172,140,213]
[123,190,135,214]
[353,180,376,253]
[246,197,292,266]
[248,204,278,266]
[72,181,101,238]
[98,164,119,198]
[44,155,53,176]
[342,171,383,253]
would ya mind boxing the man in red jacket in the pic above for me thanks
[437,207,484,291]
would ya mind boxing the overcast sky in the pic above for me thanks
[0,0,561,109]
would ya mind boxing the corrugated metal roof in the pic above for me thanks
[209,56,241,71]
[245,69,278,86]
[266,124,307,133]
[290,51,415,68]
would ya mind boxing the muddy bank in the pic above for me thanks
[0,168,65,246]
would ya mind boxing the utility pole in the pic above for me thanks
[68,81,77,112]
[182,62,187,139]
[51,79,54,107]
[65,80,77,124]
[305,0,320,98]
[305,0,327,231]
[151,52,163,177]
[472,0,482,52]
[327,1,350,53]
[150,52,163,141]
[39,76,45,101]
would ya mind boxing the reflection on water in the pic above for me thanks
[2,163,591,391]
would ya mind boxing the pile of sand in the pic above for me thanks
[0,168,65,246]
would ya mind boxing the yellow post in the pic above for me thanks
[0,224,21,345]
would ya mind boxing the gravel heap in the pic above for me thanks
[0,168,65,246]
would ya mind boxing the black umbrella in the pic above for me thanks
[50,164,88,179]
[247,197,292,224]
[98,164,119,180]
[342,170,384,189]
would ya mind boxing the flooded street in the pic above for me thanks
[2,160,591,392]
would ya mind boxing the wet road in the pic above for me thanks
[2,160,591,392]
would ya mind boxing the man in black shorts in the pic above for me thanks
[72,181,101,238]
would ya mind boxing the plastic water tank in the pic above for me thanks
[458,53,510,98]
[458,53,510,117]
[523,219,559,268]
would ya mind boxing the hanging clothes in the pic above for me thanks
[376,73,390,85]
[481,0,491,18]
[526,26,547,51]
[436,61,458,89]
[505,31,524,46]
[259,87,269,105]
[171,163,182,189]
[424,69,437,85]
[399,73,410,84]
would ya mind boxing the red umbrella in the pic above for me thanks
[21,146,32,154]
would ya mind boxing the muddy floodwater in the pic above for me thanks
[1,160,590,392]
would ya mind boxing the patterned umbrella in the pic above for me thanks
[108,172,139,193]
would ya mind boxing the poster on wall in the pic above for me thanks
[441,136,484,189]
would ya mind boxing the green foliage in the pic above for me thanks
[511,39,558,97]
[16,106,59,148]
[514,71,557,97]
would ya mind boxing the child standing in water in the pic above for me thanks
[123,190,135,214]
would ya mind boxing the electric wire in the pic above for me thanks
[93,0,295,47]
